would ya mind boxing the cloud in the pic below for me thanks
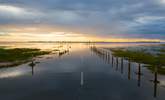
[135,16,165,24]
[0,0,164,40]
[0,32,7,36]
[0,5,24,14]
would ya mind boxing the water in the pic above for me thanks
[0,43,165,100]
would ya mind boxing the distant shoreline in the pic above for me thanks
[0,41,164,43]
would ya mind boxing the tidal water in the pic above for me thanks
[0,43,165,100]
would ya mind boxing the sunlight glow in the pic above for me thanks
[0,25,163,42]
[0,32,162,42]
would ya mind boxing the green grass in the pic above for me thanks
[110,48,165,74]
[0,48,51,67]
[146,65,165,75]
[111,49,158,65]
[159,49,165,53]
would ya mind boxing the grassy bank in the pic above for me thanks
[109,44,165,74]
[0,48,51,67]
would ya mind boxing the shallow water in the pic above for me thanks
[0,43,165,100]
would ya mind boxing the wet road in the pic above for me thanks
[0,43,165,100]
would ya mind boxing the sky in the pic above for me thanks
[0,0,165,42]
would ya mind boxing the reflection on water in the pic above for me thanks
[128,59,131,80]
[150,67,160,98]
[121,58,124,74]
[28,59,40,76]
[135,63,143,87]
[80,72,84,86]
[58,49,70,57]
[0,43,165,100]
[90,45,164,99]
[0,65,30,78]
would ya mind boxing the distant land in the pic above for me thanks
[0,41,164,43]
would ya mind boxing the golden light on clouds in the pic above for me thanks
[0,32,86,41]
[0,32,162,42]
[0,25,163,42]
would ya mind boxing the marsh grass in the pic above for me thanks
[0,48,51,67]
[110,46,165,75]
[111,49,158,65]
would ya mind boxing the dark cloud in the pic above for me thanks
[0,0,164,39]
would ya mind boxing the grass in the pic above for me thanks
[110,46,165,75]
[0,48,51,67]
[146,65,165,75]
[111,49,158,65]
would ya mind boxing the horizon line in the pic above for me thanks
[0,41,164,43]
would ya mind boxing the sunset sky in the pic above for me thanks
[0,0,165,42]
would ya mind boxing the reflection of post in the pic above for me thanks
[29,60,36,76]
[112,56,114,67]
[128,59,131,80]
[116,57,118,71]
[136,63,142,87]
[151,66,159,98]
[102,50,105,61]
[32,65,34,75]
[108,53,111,64]
[81,72,84,86]
[106,52,109,63]
[105,51,108,63]
[121,58,124,74]
[105,51,107,62]
[107,52,110,63]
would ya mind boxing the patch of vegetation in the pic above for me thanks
[161,44,165,46]
[111,49,158,65]
[110,46,165,75]
[146,65,165,75]
[0,48,51,67]
[159,49,165,53]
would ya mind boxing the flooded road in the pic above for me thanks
[0,43,165,100]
